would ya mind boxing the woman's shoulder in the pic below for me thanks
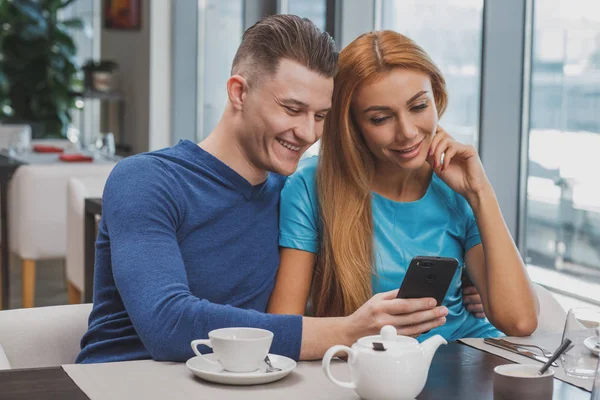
[281,156,319,206]
[291,156,319,181]
[429,174,472,217]
[283,156,319,190]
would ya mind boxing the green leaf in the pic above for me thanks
[59,18,83,30]
[12,1,44,22]
[0,69,8,93]
[56,0,77,11]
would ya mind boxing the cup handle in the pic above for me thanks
[322,345,356,389]
[190,339,222,369]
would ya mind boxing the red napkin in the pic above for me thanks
[59,154,94,163]
[33,144,64,153]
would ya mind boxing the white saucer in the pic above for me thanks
[186,353,297,385]
[584,336,600,356]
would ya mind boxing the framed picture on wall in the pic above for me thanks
[104,0,141,30]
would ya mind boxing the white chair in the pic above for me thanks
[0,344,10,370]
[0,124,31,150]
[0,304,92,369]
[532,284,567,335]
[66,176,110,303]
[8,163,115,307]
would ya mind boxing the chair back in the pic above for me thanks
[66,176,110,292]
[0,304,92,369]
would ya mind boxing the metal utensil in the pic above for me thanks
[264,355,282,373]
[484,338,558,367]
[495,338,554,358]
[539,338,571,375]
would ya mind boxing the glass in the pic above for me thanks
[592,357,600,400]
[381,0,484,147]
[287,0,327,31]
[198,0,244,138]
[523,0,600,289]
[561,307,600,378]
[92,132,115,156]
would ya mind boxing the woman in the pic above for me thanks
[268,31,538,341]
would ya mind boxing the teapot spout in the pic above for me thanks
[421,335,447,365]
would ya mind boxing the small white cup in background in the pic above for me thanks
[191,328,273,373]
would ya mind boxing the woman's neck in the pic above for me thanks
[371,162,433,202]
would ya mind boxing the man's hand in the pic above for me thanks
[463,285,486,319]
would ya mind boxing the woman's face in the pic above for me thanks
[351,69,439,172]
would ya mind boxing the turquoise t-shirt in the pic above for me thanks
[279,156,503,341]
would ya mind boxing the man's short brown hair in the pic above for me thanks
[232,14,338,86]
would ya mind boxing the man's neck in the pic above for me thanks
[198,118,269,186]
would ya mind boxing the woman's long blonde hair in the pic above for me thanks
[312,31,448,317]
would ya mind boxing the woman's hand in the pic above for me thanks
[345,289,448,340]
[427,126,491,201]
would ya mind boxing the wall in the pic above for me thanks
[101,0,152,154]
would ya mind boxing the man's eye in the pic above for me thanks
[284,106,300,114]
[315,113,326,121]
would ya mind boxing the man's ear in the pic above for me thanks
[227,75,248,111]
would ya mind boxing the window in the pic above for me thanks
[280,0,327,158]
[523,0,600,300]
[285,0,326,31]
[198,0,244,138]
[381,0,484,147]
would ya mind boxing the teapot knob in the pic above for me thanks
[380,325,397,341]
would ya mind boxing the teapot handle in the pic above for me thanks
[322,345,356,389]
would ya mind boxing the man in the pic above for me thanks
[77,15,470,364]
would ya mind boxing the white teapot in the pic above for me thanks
[322,325,447,400]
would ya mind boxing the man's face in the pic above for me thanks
[239,59,334,176]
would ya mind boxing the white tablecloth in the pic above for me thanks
[63,359,357,400]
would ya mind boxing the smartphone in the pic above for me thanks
[396,256,459,306]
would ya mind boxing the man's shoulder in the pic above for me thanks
[110,153,171,182]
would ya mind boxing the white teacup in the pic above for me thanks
[191,328,273,373]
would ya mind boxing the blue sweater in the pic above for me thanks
[76,140,303,363]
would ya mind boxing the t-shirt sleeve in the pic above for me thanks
[278,167,320,254]
[458,194,482,251]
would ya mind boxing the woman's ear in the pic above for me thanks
[227,75,248,112]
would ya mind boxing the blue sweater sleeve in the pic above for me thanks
[103,157,303,361]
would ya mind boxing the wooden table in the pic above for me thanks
[0,344,589,400]
[84,198,102,303]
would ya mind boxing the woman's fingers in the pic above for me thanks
[441,147,457,172]
[397,316,447,337]
[386,303,448,327]
[384,297,437,315]
[433,137,449,170]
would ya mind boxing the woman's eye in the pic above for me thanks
[411,103,429,112]
[371,116,390,125]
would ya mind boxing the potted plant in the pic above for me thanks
[0,0,83,138]
[82,60,118,93]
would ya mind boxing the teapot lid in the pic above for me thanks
[356,325,419,352]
